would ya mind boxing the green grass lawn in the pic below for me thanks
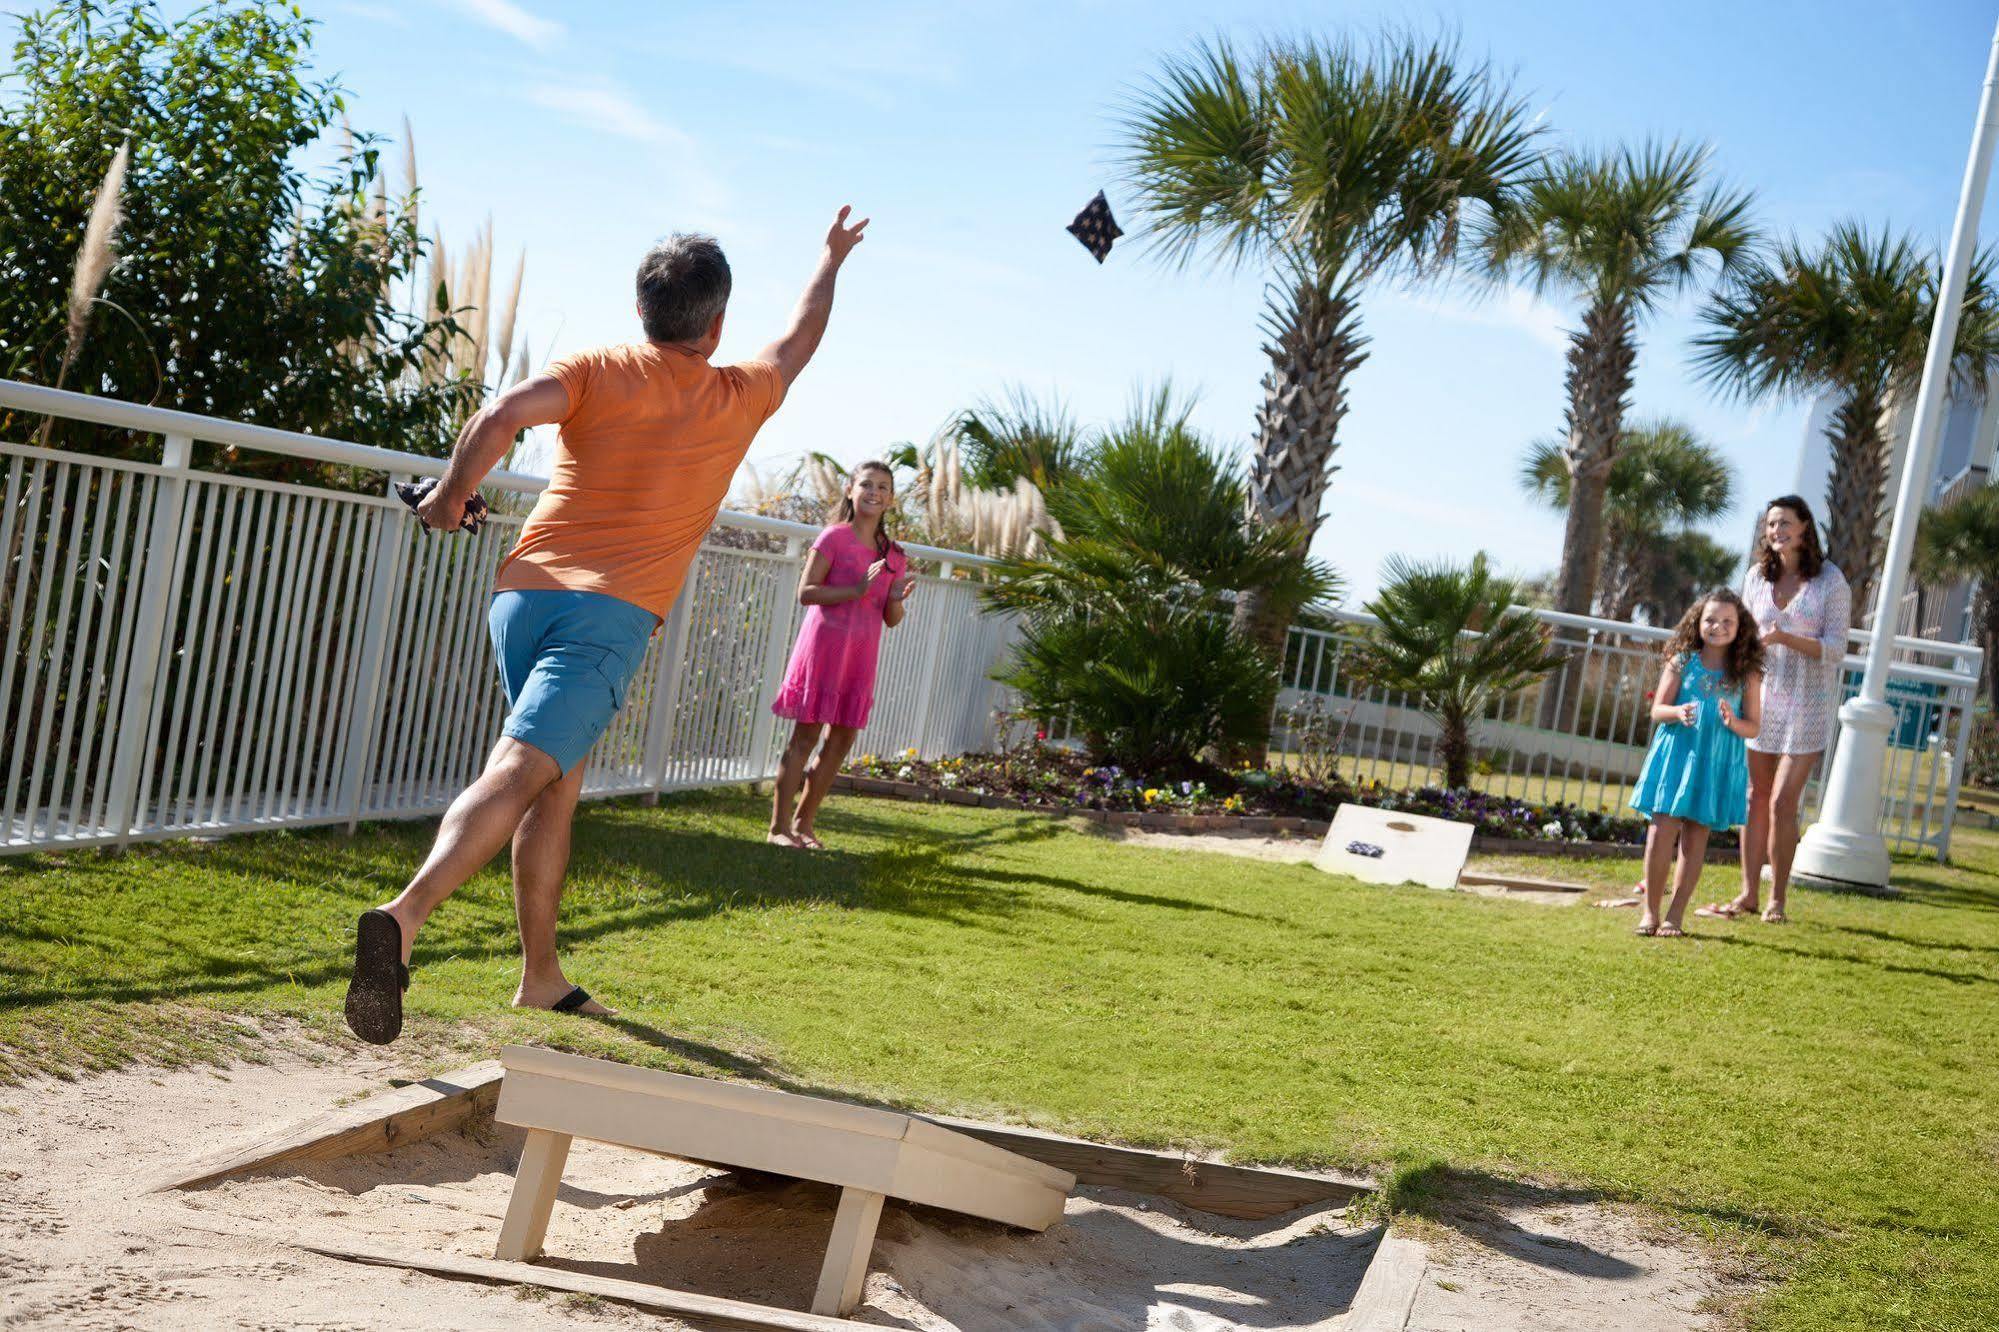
[4,789,1997,1330]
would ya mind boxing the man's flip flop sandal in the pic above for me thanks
[343,909,409,1045]
[551,986,596,1014]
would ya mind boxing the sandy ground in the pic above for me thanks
[0,1039,1373,1330]
[1396,1184,1738,1332]
[0,1035,1733,1330]
[1103,830,1587,907]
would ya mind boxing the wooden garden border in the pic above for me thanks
[828,774,1742,862]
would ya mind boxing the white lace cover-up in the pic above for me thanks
[1741,563,1852,756]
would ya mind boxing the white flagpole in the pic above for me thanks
[1794,16,1999,888]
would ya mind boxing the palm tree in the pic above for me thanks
[1117,33,1540,687]
[1695,221,1999,613]
[1631,531,1741,629]
[1916,484,1999,707]
[1483,143,1755,651]
[1358,553,1567,789]
[983,387,1338,768]
[1520,418,1736,622]
[954,387,1095,492]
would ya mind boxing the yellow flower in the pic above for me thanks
[1142,788,1160,803]
[903,747,919,759]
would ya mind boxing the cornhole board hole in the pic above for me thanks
[1315,804,1474,890]
[492,1044,1076,1318]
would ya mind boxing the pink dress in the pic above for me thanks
[769,524,906,729]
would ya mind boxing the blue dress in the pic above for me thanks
[1630,653,1749,831]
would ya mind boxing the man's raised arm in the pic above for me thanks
[758,205,869,389]
[416,374,571,530]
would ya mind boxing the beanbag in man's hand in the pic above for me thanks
[394,478,489,534]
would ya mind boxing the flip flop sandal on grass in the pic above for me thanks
[343,909,409,1045]
[551,986,602,1015]
[1694,902,1751,919]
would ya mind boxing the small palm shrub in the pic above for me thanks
[983,388,1337,770]
[1357,553,1567,789]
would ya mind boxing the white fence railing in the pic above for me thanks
[1273,606,1981,859]
[2,380,1978,861]
[0,381,1010,855]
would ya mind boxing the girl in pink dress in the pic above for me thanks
[768,461,916,849]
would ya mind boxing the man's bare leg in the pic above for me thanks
[377,737,562,962]
[509,759,611,1013]
[792,724,859,847]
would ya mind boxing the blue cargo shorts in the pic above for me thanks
[488,589,658,774]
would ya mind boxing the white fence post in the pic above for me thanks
[105,434,193,844]
[638,583,697,804]
[909,560,955,758]
[744,536,802,779]
[337,475,412,830]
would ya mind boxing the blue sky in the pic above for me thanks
[298,1,1995,598]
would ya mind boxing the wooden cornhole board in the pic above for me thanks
[493,1045,1075,1318]
[1315,804,1474,890]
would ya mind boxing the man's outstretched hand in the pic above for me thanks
[826,205,869,264]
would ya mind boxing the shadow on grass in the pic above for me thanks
[1380,1162,1814,1275]
[0,799,1120,1012]
[1705,932,1997,987]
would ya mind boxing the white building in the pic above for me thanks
[1793,375,1999,641]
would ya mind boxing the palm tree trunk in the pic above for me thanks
[1539,299,1636,729]
[1824,393,1890,616]
[1230,280,1367,760]
[1438,708,1472,790]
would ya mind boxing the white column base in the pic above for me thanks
[1791,698,1895,891]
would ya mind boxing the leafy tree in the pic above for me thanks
[1357,553,1565,789]
[1695,221,1999,612]
[1117,33,1539,728]
[1482,142,1755,642]
[0,0,466,478]
[1520,418,1736,622]
[1916,484,1999,707]
[983,388,1338,769]
[953,387,1095,492]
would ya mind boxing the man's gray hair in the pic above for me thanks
[635,234,732,343]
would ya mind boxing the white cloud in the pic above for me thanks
[526,82,683,146]
[334,2,410,25]
[441,0,563,49]
[1403,285,1572,351]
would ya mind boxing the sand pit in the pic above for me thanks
[0,1034,1736,1330]
[0,1039,1373,1329]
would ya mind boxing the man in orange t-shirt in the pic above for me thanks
[343,207,869,1045]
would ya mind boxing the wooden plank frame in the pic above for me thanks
[149,1060,504,1193]
[493,1045,1076,1316]
[166,1049,1375,1325]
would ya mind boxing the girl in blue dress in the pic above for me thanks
[1630,589,1765,937]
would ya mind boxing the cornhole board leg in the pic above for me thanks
[494,1128,572,1261]
[811,1187,885,1316]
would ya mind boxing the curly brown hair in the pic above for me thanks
[1661,587,1764,687]
[1753,494,1826,583]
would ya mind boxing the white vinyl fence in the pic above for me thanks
[1,380,1978,861]
[0,381,1013,855]
[1274,606,1982,859]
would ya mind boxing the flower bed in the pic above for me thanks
[841,746,1735,850]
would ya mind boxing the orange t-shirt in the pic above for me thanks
[494,344,786,619]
